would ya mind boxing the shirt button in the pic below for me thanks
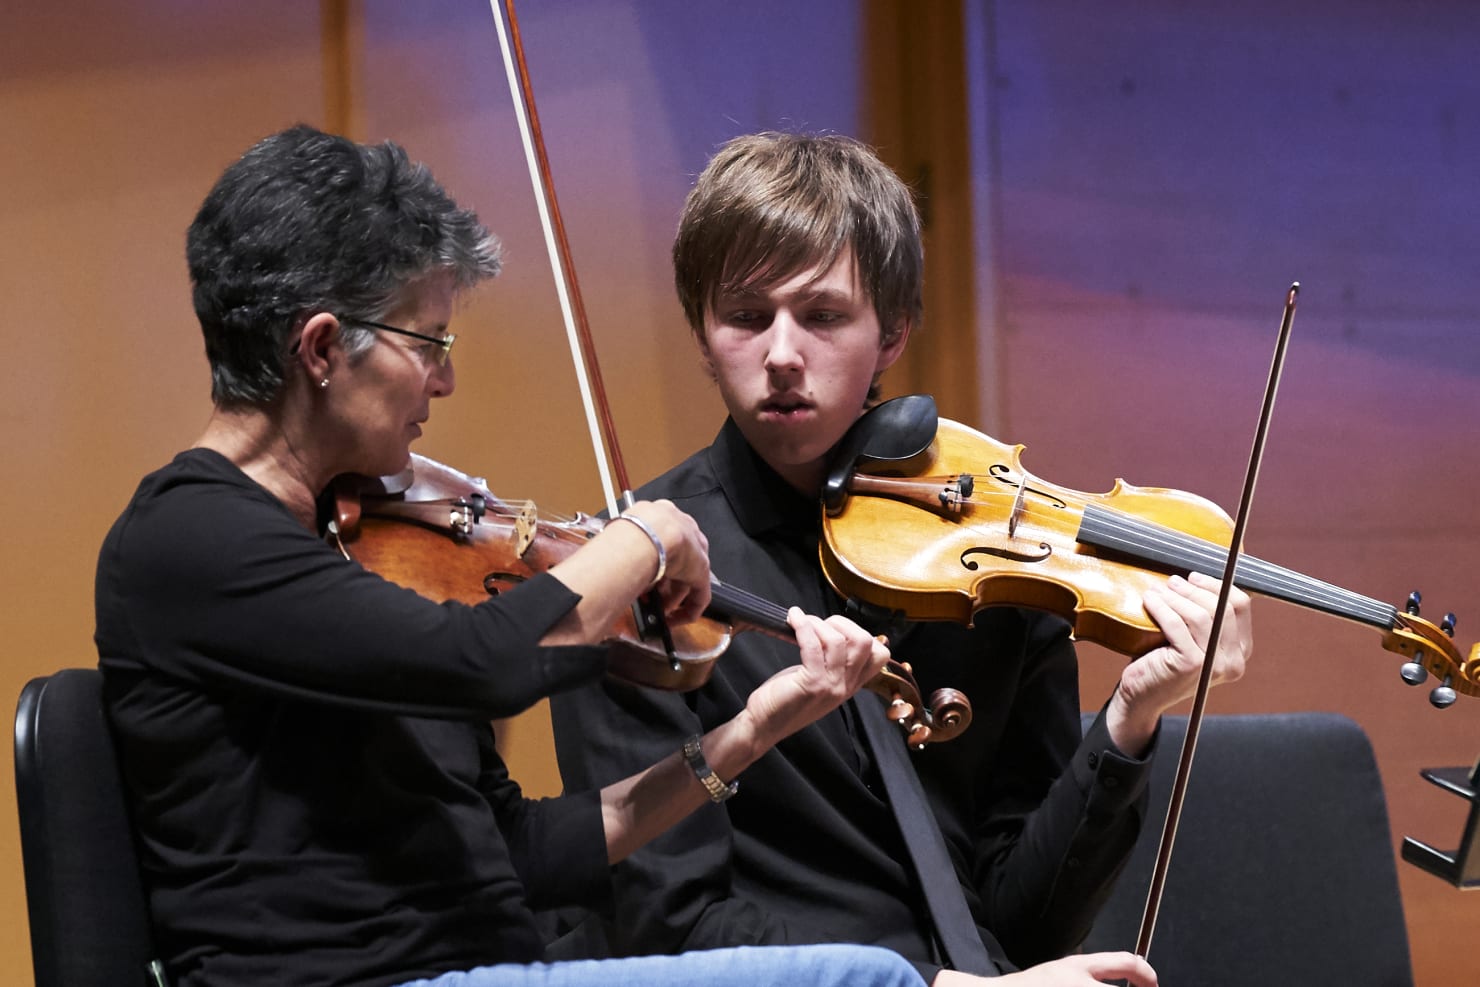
[1102,775,1120,791]
[1087,751,1100,769]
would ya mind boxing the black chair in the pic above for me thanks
[1081,712,1413,986]
[14,668,166,987]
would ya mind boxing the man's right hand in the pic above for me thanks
[933,952,1157,987]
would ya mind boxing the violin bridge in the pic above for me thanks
[1006,472,1027,539]
[514,503,538,557]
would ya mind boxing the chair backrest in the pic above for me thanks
[14,668,163,987]
[1081,712,1413,986]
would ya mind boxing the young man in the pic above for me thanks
[551,132,1251,986]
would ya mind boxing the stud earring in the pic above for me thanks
[319,378,330,389]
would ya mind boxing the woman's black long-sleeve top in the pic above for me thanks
[96,449,612,987]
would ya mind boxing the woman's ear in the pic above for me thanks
[292,313,341,384]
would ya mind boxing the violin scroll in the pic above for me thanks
[874,661,972,747]
[1388,593,1480,707]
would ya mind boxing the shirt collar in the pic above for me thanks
[707,417,821,540]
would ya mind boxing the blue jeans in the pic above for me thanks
[394,944,926,987]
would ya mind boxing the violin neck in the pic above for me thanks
[707,579,797,641]
[1077,503,1398,632]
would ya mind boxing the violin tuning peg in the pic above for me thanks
[1440,612,1457,637]
[1399,660,1429,686]
[907,723,932,748]
[1406,590,1423,616]
[1429,676,1458,709]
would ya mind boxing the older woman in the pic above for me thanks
[95,125,924,987]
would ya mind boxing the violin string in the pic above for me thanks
[1081,506,1395,625]
[710,579,794,635]
[934,480,1395,628]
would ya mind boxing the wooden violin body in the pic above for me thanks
[820,397,1480,703]
[330,454,973,744]
[330,455,733,692]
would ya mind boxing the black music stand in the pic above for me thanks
[1402,756,1480,889]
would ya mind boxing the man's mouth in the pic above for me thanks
[761,395,812,418]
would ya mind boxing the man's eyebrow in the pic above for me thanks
[715,286,857,305]
[714,289,762,303]
[798,287,855,305]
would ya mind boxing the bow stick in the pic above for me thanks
[489,0,675,652]
[489,0,626,516]
[1135,283,1299,957]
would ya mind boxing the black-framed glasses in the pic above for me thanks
[342,317,456,366]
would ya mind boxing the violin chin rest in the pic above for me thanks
[823,394,938,516]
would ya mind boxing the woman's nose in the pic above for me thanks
[429,358,455,398]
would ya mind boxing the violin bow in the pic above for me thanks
[489,0,676,653]
[489,0,626,516]
[1135,282,1300,958]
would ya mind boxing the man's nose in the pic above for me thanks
[763,316,805,373]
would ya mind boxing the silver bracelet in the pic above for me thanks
[608,513,667,591]
[682,735,738,803]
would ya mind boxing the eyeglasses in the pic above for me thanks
[342,318,456,366]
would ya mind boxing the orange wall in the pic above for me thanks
[1,2,327,978]
[2,2,1476,985]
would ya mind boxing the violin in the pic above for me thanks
[819,395,1480,705]
[327,453,972,745]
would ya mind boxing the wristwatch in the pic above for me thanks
[682,735,739,803]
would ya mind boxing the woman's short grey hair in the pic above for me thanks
[187,124,502,406]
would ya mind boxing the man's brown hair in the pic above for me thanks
[673,132,923,342]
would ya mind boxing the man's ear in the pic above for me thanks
[875,318,912,374]
[693,328,717,381]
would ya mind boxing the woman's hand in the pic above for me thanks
[542,499,710,647]
[740,608,891,750]
[615,500,713,624]
[599,607,888,865]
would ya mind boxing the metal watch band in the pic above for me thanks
[682,734,738,803]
